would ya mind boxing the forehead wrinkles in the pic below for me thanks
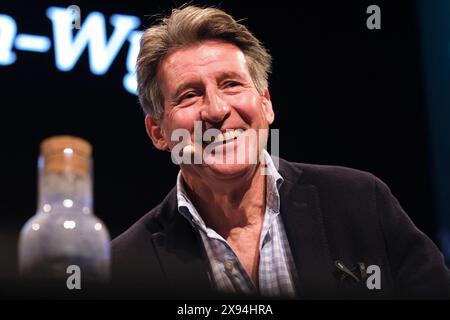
[158,43,250,94]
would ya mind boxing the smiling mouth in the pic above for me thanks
[203,129,245,149]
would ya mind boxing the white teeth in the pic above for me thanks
[209,129,245,144]
[183,144,195,155]
[216,133,224,142]
[230,129,244,139]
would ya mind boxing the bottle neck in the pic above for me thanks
[37,157,93,213]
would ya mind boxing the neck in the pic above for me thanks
[181,163,266,238]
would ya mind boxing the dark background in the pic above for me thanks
[0,0,448,283]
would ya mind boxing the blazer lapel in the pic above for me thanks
[279,160,337,297]
[150,190,213,298]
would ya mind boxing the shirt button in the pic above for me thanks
[224,260,235,270]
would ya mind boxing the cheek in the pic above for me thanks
[162,108,199,143]
[228,94,263,122]
[166,107,199,129]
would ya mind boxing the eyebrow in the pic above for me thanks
[216,71,247,83]
[171,71,248,101]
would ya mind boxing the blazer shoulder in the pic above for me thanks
[279,157,385,193]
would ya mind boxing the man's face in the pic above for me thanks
[146,40,274,179]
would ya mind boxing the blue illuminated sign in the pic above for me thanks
[0,7,142,95]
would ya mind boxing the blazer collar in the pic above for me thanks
[278,158,337,297]
[148,188,214,298]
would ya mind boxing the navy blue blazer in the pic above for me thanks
[111,158,450,299]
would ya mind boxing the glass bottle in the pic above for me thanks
[18,135,110,284]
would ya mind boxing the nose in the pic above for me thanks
[200,90,231,124]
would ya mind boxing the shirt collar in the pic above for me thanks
[263,150,284,214]
[176,170,204,230]
[176,149,284,228]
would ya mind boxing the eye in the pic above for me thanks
[224,81,241,88]
[184,92,197,99]
[178,91,198,103]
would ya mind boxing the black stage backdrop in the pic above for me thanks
[0,0,448,284]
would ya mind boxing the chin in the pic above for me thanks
[206,162,255,178]
[201,148,260,180]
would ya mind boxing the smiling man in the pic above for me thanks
[111,5,450,299]
[151,39,277,287]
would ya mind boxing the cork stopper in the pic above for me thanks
[40,135,92,176]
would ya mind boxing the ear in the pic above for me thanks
[261,89,275,125]
[145,115,169,151]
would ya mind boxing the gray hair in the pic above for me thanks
[136,5,272,120]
